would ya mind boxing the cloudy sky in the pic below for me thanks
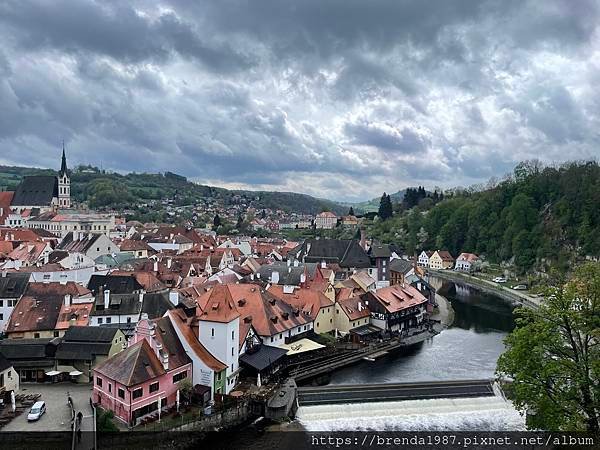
[1,0,599,202]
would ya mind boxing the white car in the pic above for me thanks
[27,401,46,421]
[492,277,507,283]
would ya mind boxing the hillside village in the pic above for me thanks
[0,150,478,431]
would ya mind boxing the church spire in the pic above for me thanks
[59,141,68,176]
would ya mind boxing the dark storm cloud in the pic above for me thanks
[344,121,428,154]
[0,0,250,71]
[1,0,599,201]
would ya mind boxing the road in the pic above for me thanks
[297,379,495,406]
[2,383,93,432]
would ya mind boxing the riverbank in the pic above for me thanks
[429,270,541,309]
[431,292,454,327]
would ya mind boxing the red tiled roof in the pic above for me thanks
[338,295,370,320]
[457,252,479,262]
[167,310,227,372]
[226,284,312,337]
[268,285,333,320]
[436,250,454,261]
[196,284,240,323]
[0,192,14,223]
[55,302,93,329]
[368,283,427,313]
[94,339,166,386]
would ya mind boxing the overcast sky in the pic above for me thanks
[1,0,599,202]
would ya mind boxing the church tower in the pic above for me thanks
[58,143,71,208]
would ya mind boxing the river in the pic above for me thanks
[296,277,527,431]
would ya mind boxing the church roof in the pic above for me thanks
[59,147,68,177]
[12,176,58,207]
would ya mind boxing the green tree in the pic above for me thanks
[497,262,600,432]
[378,193,393,221]
[213,214,221,228]
[348,206,355,216]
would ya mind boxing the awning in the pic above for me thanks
[239,345,288,371]
[278,338,325,355]
[69,370,83,376]
[45,370,60,376]
[350,324,383,336]
[57,365,77,374]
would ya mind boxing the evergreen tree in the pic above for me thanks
[348,206,355,216]
[213,214,221,228]
[378,192,393,220]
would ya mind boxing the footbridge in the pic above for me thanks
[297,379,496,406]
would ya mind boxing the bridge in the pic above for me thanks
[297,379,496,406]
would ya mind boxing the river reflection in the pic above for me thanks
[327,277,515,385]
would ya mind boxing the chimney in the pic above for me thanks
[300,273,306,284]
[64,294,71,307]
[1,271,6,278]
[169,290,179,306]
[153,260,158,272]
[293,260,299,267]
[271,271,279,284]
[358,301,362,311]
[167,258,172,269]
[161,352,169,371]
[287,259,291,267]
[139,292,144,303]
[360,228,366,250]
[321,260,326,269]
[103,289,110,309]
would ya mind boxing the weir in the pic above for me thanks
[297,379,495,406]
[297,395,526,431]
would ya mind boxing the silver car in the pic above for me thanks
[27,401,46,421]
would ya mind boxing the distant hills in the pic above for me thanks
[347,189,410,213]
[0,164,347,216]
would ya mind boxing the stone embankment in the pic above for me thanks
[429,270,541,309]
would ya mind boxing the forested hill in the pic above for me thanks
[369,161,600,274]
[0,165,346,215]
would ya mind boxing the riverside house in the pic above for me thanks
[428,250,455,270]
[362,283,428,334]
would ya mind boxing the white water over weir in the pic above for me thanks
[297,396,526,431]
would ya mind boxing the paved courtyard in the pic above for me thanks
[2,383,93,432]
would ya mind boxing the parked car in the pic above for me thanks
[27,401,46,421]
[492,277,507,283]
[512,284,528,290]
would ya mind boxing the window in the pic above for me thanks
[231,330,234,340]
[98,318,103,324]
[270,336,273,343]
[149,382,159,393]
[34,333,40,339]
[127,317,131,324]
[132,387,143,399]
[211,328,215,337]
[231,347,234,356]
[172,371,187,383]
[0,300,3,307]
[316,322,319,327]
[106,317,112,324]
[97,248,100,252]
[217,372,221,381]
[53,331,59,337]
[297,327,301,333]
[108,384,112,393]
[96,377,103,387]
[118,388,125,399]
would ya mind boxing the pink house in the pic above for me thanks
[92,316,192,426]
